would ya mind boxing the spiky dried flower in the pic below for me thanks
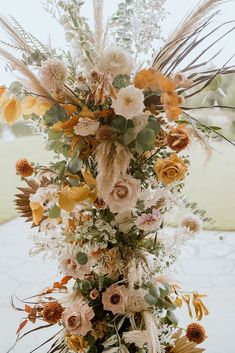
[15,158,34,177]
[186,322,207,344]
[42,301,64,324]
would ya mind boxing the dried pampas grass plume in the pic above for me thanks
[95,140,131,196]
[143,311,161,353]
[0,47,51,98]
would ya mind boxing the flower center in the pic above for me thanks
[124,96,133,105]
[110,293,121,305]
[67,312,81,329]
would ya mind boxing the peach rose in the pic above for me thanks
[62,301,94,336]
[126,289,147,313]
[102,284,128,315]
[155,154,187,185]
[103,175,140,213]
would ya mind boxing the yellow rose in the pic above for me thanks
[155,153,187,185]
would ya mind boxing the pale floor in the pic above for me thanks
[0,219,235,353]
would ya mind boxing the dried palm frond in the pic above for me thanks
[14,180,38,225]
[152,0,235,77]
[0,47,51,98]
[167,329,205,353]
[153,0,225,69]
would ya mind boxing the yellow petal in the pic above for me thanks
[81,169,96,187]
[30,202,44,225]
[71,186,90,202]
[22,96,37,115]
[35,98,53,116]
[2,98,22,125]
[0,86,6,97]
[59,186,76,212]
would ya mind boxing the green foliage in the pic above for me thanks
[136,128,155,151]
[67,155,83,173]
[112,74,131,89]
[49,205,61,219]
[43,104,69,126]
[111,115,128,133]
[76,252,88,265]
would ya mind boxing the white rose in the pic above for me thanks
[126,289,147,313]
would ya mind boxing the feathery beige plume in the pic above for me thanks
[93,0,104,52]
[0,47,51,98]
[143,311,161,353]
[0,15,29,51]
[153,0,225,70]
[95,140,132,195]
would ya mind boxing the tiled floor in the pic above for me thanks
[0,218,235,353]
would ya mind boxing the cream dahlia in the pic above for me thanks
[111,85,145,120]
[135,209,162,232]
[99,47,132,77]
[39,58,67,91]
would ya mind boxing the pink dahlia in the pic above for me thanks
[135,209,162,231]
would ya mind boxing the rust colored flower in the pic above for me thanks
[42,301,64,324]
[186,322,207,344]
[79,136,98,160]
[167,126,190,152]
[155,127,168,148]
[96,125,118,142]
[94,198,106,210]
[15,158,34,177]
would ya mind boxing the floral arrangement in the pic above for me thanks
[0,1,234,353]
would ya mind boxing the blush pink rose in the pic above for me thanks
[102,284,128,315]
[62,301,94,336]
[103,175,140,213]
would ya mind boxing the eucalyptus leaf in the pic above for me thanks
[43,104,69,126]
[76,252,88,265]
[166,310,178,325]
[111,115,128,133]
[67,156,83,173]
[147,116,160,135]
[123,128,137,145]
[112,74,131,89]
[144,293,158,305]
[49,205,61,219]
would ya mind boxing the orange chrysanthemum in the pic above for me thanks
[186,322,207,344]
[42,301,64,324]
[15,158,34,177]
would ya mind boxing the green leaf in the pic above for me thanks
[111,115,128,133]
[166,310,178,325]
[76,252,88,265]
[144,293,158,305]
[159,284,171,298]
[49,205,61,219]
[135,141,144,155]
[208,75,222,91]
[112,74,131,89]
[209,125,222,131]
[43,104,69,126]
[137,128,155,151]
[67,156,83,174]
[58,162,66,179]
[149,284,160,298]
[147,116,160,135]
[123,128,136,145]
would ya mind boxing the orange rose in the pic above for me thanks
[155,154,187,185]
